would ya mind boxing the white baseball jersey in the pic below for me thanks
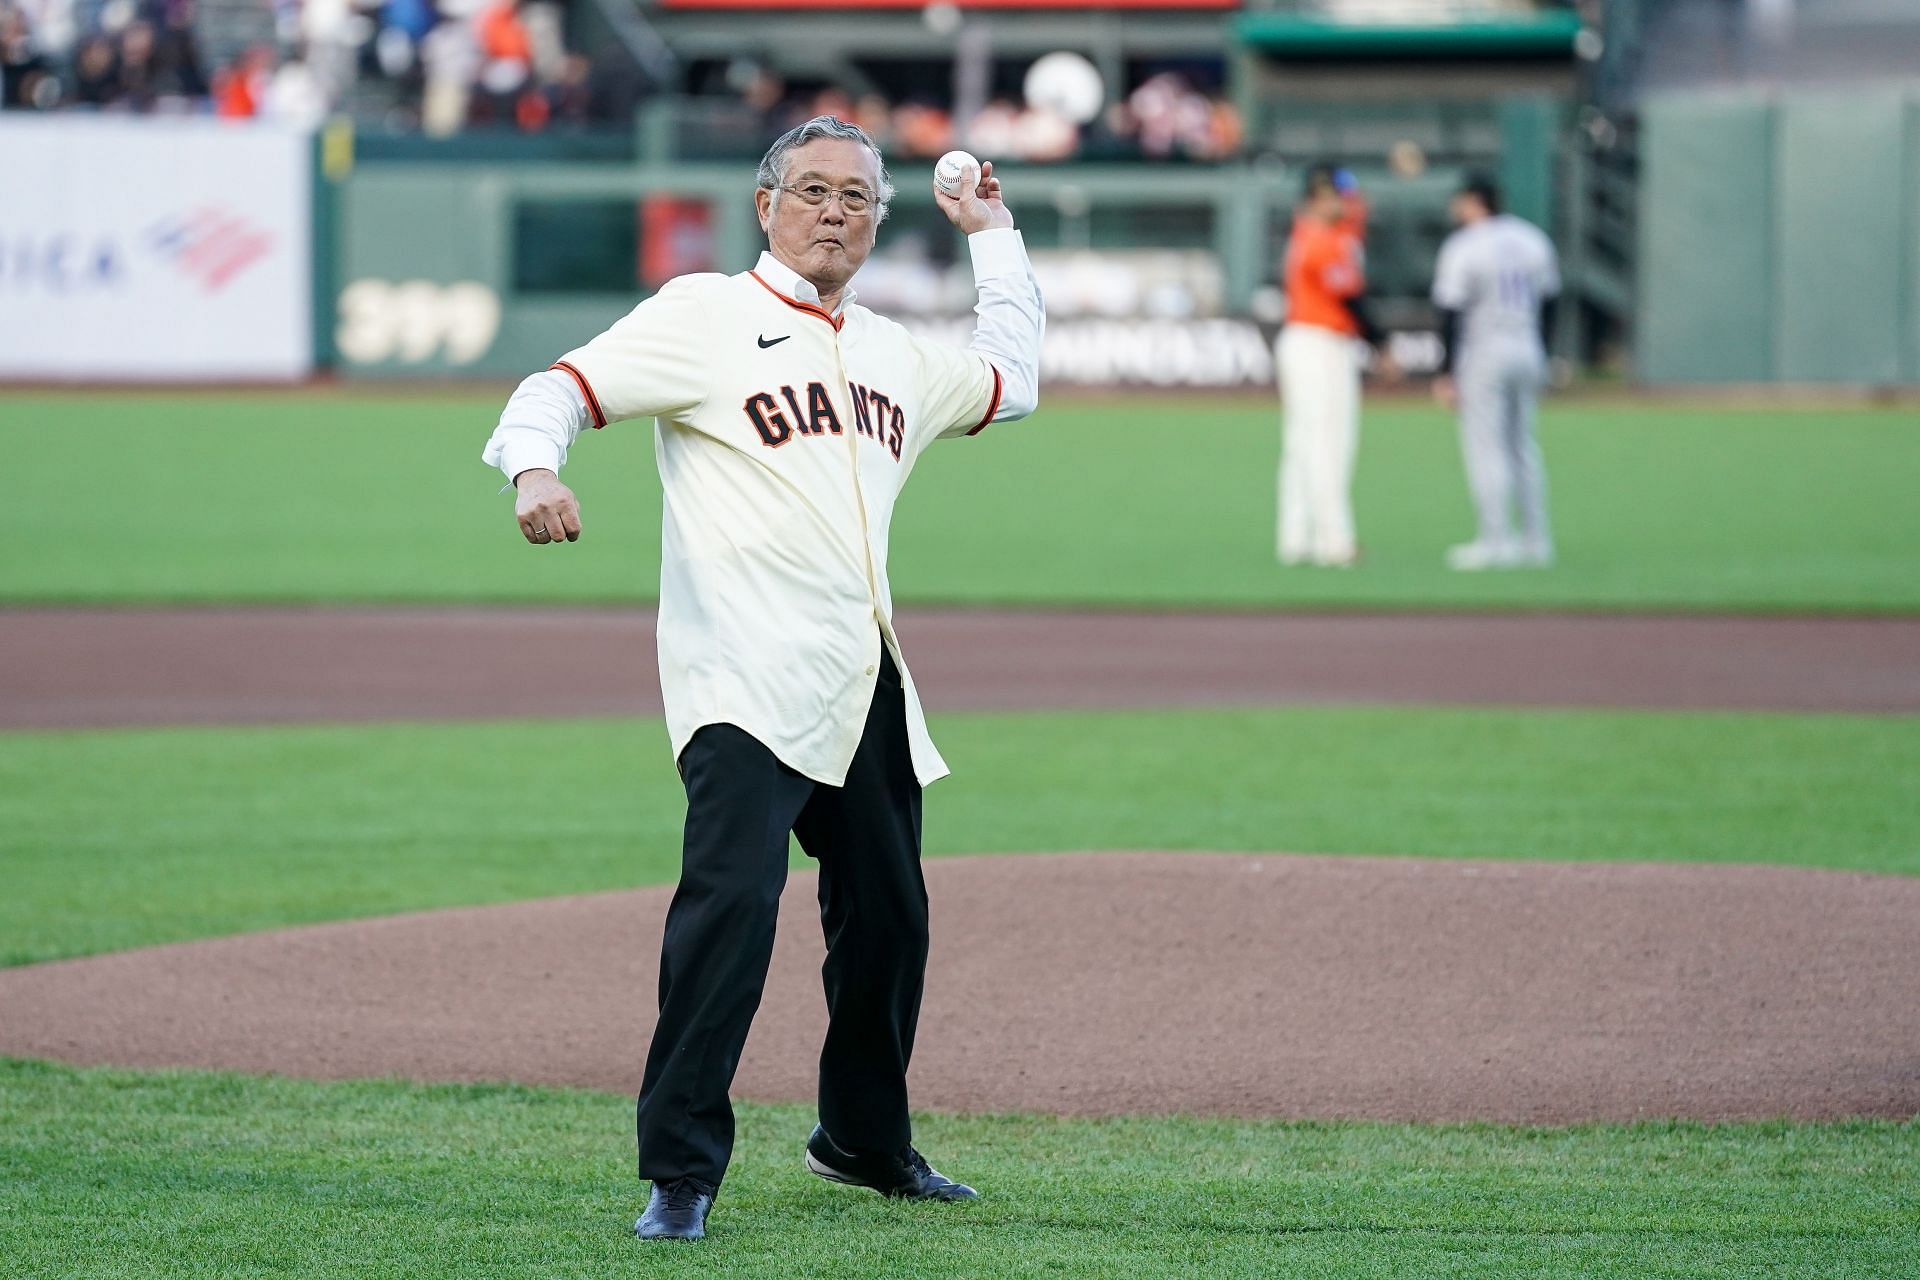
[1431,214,1561,355]
[481,229,1043,787]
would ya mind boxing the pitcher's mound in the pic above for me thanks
[3,853,1916,1123]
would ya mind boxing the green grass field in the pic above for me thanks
[6,387,1918,1275]
[4,705,1917,967]
[5,390,1919,610]
[4,1061,1915,1279]
[5,706,1917,1275]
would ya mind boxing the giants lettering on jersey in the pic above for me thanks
[742,380,906,461]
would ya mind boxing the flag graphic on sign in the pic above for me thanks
[146,208,275,293]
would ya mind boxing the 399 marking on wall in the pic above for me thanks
[336,279,501,366]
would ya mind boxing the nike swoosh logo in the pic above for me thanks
[757,334,790,348]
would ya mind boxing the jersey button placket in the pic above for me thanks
[828,327,889,661]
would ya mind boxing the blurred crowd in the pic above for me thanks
[728,64,1241,164]
[4,0,1238,159]
[219,0,628,133]
[0,0,626,131]
[2,0,207,111]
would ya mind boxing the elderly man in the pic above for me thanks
[479,117,1043,1241]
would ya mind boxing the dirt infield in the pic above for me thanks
[8,607,1916,1124]
[5,606,1918,728]
[4,852,1915,1123]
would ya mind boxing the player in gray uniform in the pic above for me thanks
[1430,175,1561,570]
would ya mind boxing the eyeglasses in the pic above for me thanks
[775,182,880,217]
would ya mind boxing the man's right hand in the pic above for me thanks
[514,468,582,544]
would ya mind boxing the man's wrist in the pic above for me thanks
[513,467,558,488]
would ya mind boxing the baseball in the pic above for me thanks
[934,150,980,196]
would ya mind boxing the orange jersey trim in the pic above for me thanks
[551,360,606,428]
[967,364,1004,436]
[748,271,845,332]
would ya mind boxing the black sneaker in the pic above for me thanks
[804,1125,978,1200]
[635,1176,714,1241]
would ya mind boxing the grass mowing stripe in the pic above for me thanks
[2,1060,1914,1279]
[2,705,1915,966]
[5,391,1919,612]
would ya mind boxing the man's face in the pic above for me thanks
[755,137,882,295]
[1449,193,1486,226]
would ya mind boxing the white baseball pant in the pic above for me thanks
[1276,322,1362,565]
[1456,341,1551,554]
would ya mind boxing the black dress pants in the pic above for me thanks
[635,646,928,1190]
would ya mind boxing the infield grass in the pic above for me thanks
[3,1059,1914,1279]
[4,705,1915,966]
[5,390,1918,611]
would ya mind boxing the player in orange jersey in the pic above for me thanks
[1275,166,1384,567]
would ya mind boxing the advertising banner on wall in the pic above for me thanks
[0,117,312,381]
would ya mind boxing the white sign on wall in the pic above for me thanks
[0,117,312,381]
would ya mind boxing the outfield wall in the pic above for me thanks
[0,110,1534,389]
[1638,86,1920,386]
[13,95,1920,389]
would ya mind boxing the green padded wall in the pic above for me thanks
[1638,94,1775,383]
[1774,92,1907,383]
[1639,87,1920,384]
[1906,97,1920,382]
[1496,96,1560,232]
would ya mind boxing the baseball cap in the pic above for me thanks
[1302,164,1356,199]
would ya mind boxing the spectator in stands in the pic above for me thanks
[1,3,49,108]
[476,0,531,88]
[964,96,1018,155]
[419,12,478,135]
[889,99,952,158]
[213,43,273,118]
[543,49,587,123]
[299,0,357,111]
[17,0,77,65]
[543,48,637,129]
[1110,71,1239,161]
[1205,95,1242,158]
[374,0,435,84]
[149,0,208,106]
[721,59,785,136]
[1009,102,1074,161]
[800,85,854,130]
[71,31,117,104]
[853,91,891,147]
[111,18,158,109]
[264,44,327,127]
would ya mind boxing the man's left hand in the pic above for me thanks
[1431,374,1458,412]
[935,160,1015,235]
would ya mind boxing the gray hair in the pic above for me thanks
[756,115,896,224]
